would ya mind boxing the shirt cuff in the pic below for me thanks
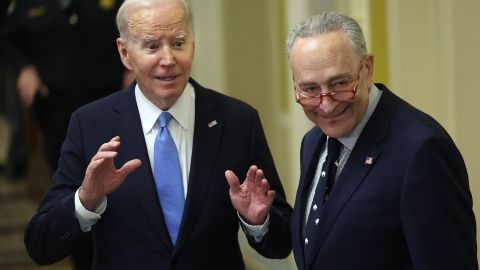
[238,212,270,242]
[74,188,107,232]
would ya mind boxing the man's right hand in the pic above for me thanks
[79,136,142,211]
[17,65,49,107]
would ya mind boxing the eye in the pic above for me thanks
[173,39,185,49]
[147,43,159,50]
[141,41,159,52]
[331,80,351,92]
[298,85,319,94]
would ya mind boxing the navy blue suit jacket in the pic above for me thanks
[292,84,477,270]
[25,79,292,270]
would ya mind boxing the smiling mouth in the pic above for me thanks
[318,104,350,119]
[156,75,178,81]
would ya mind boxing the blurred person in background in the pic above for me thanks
[1,0,132,269]
[0,0,27,180]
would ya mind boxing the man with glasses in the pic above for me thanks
[287,12,477,270]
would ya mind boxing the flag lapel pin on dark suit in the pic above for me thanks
[365,156,373,165]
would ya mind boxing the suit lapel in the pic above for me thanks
[304,85,397,269]
[305,141,381,268]
[110,85,173,250]
[173,81,224,253]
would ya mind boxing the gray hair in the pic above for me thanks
[116,0,194,45]
[286,11,367,60]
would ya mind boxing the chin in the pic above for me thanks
[319,124,349,139]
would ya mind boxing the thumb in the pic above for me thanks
[118,159,142,178]
[225,170,241,193]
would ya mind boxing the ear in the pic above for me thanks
[117,37,133,70]
[364,53,374,88]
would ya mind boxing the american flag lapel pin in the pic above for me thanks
[208,120,218,128]
[365,156,373,165]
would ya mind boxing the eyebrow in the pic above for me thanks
[297,72,352,86]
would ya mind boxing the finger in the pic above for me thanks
[259,178,271,194]
[225,170,241,193]
[245,165,258,182]
[86,158,106,173]
[244,165,258,192]
[255,169,265,186]
[266,190,276,202]
[118,159,142,178]
[91,151,117,162]
[98,137,121,152]
[84,158,109,181]
[267,190,276,199]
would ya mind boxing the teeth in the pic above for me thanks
[159,76,176,81]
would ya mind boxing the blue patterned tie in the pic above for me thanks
[154,112,184,245]
[304,138,342,261]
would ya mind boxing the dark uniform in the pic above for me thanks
[1,0,28,179]
[2,0,124,172]
[1,0,124,269]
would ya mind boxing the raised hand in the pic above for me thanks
[225,165,276,225]
[79,136,142,210]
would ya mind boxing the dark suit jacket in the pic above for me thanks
[292,84,477,270]
[25,79,292,270]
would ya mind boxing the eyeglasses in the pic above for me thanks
[294,60,364,107]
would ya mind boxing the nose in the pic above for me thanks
[159,47,175,67]
[317,95,338,114]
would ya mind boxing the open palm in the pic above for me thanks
[225,165,276,225]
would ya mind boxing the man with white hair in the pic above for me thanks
[287,11,476,270]
[24,1,292,269]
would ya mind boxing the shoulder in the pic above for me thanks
[374,85,458,155]
[382,88,450,140]
[74,85,133,119]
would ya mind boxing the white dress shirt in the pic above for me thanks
[74,83,267,241]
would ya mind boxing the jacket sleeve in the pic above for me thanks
[24,112,89,265]
[244,111,293,259]
[400,135,477,269]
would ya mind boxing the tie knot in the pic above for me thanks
[327,138,342,158]
[158,112,173,128]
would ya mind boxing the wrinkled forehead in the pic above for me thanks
[293,33,359,66]
[127,1,190,38]
[290,33,362,83]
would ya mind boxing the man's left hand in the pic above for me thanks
[225,165,276,225]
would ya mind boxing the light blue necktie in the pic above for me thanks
[154,112,184,245]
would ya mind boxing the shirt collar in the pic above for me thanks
[135,82,195,135]
[338,84,382,150]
